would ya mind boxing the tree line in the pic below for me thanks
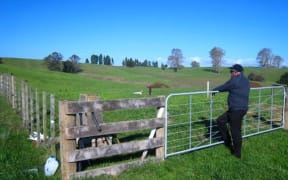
[122,57,158,68]
[86,54,114,65]
[43,52,160,73]
[167,47,285,72]
[43,47,285,74]
[209,47,284,70]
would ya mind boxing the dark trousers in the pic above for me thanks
[217,110,247,156]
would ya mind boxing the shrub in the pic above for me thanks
[248,73,265,82]
[62,60,82,73]
[44,58,63,71]
[277,72,288,85]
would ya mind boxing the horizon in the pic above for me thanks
[1,56,269,68]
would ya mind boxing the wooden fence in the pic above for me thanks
[59,96,166,180]
[0,73,57,148]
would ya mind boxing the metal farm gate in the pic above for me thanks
[164,86,286,158]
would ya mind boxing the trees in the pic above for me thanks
[210,47,225,72]
[167,48,184,72]
[257,48,272,68]
[44,52,63,71]
[99,54,103,65]
[69,54,80,64]
[44,52,82,73]
[90,54,113,65]
[122,57,158,68]
[191,61,200,67]
[123,57,135,67]
[103,55,112,65]
[256,48,284,68]
[90,54,97,64]
[272,55,284,68]
[62,54,82,73]
[277,72,288,85]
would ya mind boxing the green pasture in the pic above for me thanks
[1,95,288,179]
[1,58,288,179]
[1,58,286,101]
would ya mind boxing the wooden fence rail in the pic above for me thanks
[0,73,57,148]
[59,96,166,180]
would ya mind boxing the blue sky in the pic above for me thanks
[1,0,288,67]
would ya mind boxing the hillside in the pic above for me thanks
[1,58,288,179]
[0,57,286,101]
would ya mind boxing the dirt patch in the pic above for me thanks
[250,81,262,87]
[102,76,124,82]
[147,82,170,88]
[147,82,170,95]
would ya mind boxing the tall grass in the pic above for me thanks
[0,96,60,179]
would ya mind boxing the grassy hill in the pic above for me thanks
[1,57,288,179]
[0,57,286,101]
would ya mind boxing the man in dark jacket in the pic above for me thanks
[213,64,250,158]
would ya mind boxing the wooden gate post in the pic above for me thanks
[59,101,77,180]
[285,93,288,129]
[11,74,16,108]
[42,91,47,142]
[156,96,165,160]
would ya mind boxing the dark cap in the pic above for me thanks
[229,64,243,72]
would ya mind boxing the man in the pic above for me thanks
[212,64,250,158]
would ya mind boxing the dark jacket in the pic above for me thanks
[213,73,250,111]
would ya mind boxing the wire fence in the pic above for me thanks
[0,73,57,148]
[164,86,286,158]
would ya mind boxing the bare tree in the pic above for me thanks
[257,48,272,68]
[167,48,184,72]
[69,54,81,64]
[210,47,225,72]
[272,55,284,68]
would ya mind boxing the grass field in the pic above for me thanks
[1,58,287,101]
[1,58,288,179]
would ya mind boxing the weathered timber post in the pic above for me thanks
[156,96,165,160]
[16,86,21,112]
[78,94,102,147]
[29,88,34,133]
[0,73,2,93]
[21,81,26,127]
[50,94,56,155]
[24,80,29,129]
[285,90,288,129]
[79,94,101,126]
[50,95,55,139]
[59,101,77,180]
[11,74,16,108]
[35,89,40,146]
[43,91,47,142]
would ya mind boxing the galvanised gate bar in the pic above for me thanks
[164,86,286,158]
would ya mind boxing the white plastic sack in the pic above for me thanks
[28,131,45,142]
[44,156,59,176]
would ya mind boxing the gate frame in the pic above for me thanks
[164,86,287,158]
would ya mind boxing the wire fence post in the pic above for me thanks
[285,93,288,129]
